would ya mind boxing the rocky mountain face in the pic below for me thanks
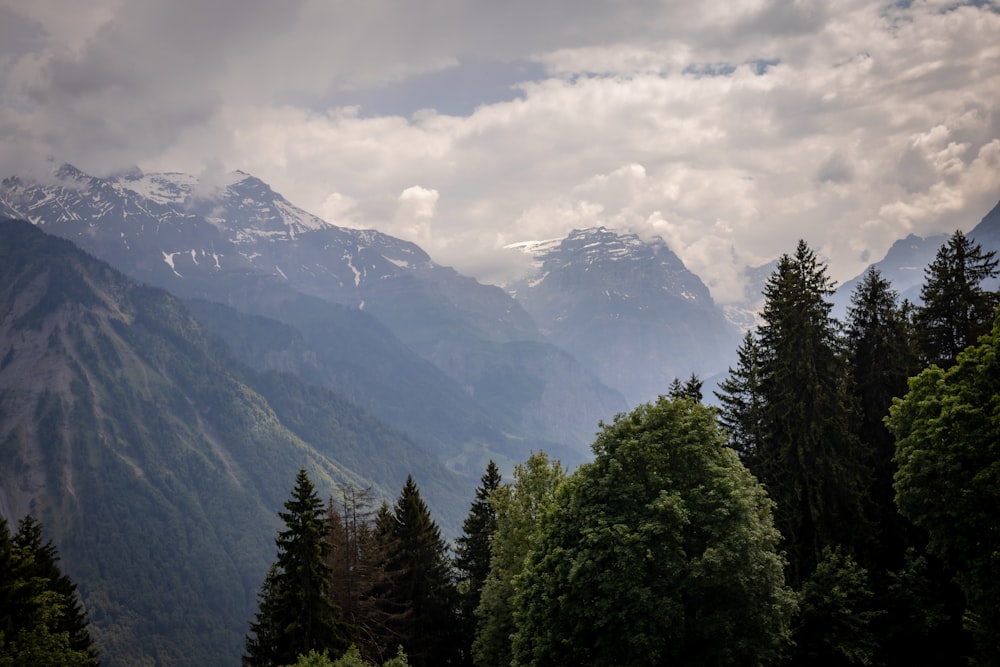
[507,227,743,406]
[0,219,468,666]
[0,166,625,462]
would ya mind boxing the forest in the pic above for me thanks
[3,229,999,666]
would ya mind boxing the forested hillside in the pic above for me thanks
[0,218,467,665]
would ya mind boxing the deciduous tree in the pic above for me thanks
[511,398,795,667]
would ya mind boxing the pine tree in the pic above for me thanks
[913,230,999,368]
[0,515,99,666]
[377,476,460,667]
[754,240,872,584]
[245,469,350,667]
[667,374,703,402]
[714,332,764,465]
[453,461,501,665]
[844,267,917,568]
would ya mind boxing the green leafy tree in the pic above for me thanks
[453,461,501,664]
[286,644,410,667]
[511,398,795,667]
[472,453,564,667]
[0,515,98,667]
[913,230,999,368]
[376,476,459,667]
[245,469,350,667]
[754,240,872,584]
[887,308,1000,662]
[792,546,881,667]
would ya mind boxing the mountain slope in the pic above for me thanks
[508,227,742,405]
[0,166,624,458]
[0,218,466,666]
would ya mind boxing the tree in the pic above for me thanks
[913,230,999,369]
[754,240,872,584]
[668,373,704,402]
[245,469,350,667]
[326,486,396,665]
[843,268,917,567]
[887,307,1000,662]
[453,461,501,664]
[376,476,459,667]
[510,398,795,667]
[0,515,99,667]
[715,331,765,465]
[472,453,564,667]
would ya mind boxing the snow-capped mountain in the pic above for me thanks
[507,227,742,406]
[1,165,626,459]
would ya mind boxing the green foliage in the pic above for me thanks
[453,461,501,663]
[375,476,460,667]
[0,515,99,667]
[752,240,872,583]
[511,398,795,667]
[792,546,881,666]
[245,470,350,667]
[285,645,410,667]
[913,230,999,368]
[714,331,765,464]
[887,308,1000,662]
[472,452,564,667]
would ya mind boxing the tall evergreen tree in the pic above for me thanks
[754,240,871,584]
[913,230,999,368]
[453,461,501,665]
[0,515,99,666]
[377,476,460,667]
[715,331,765,465]
[245,469,350,667]
[844,268,917,567]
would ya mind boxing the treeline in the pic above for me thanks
[0,515,99,666]
[244,230,1000,666]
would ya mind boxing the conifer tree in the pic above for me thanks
[913,230,999,368]
[844,268,917,567]
[714,332,765,465]
[453,461,501,664]
[377,476,459,667]
[0,515,99,666]
[245,469,350,667]
[754,240,871,584]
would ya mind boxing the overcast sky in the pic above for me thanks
[2,0,998,303]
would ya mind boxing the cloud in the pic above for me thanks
[0,0,997,304]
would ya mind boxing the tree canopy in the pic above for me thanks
[887,307,1000,660]
[511,398,795,667]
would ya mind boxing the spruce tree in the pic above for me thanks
[0,515,99,666]
[453,461,501,665]
[754,240,871,584]
[377,476,460,667]
[913,230,999,368]
[714,331,765,465]
[245,469,350,667]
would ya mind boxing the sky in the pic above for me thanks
[1,0,998,304]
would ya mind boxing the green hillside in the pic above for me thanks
[0,218,465,665]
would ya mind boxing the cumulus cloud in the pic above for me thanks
[1,0,998,303]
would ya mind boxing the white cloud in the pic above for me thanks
[1,0,997,303]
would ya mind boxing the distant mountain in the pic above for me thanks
[832,200,1000,318]
[0,219,467,666]
[507,227,742,406]
[0,166,625,463]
